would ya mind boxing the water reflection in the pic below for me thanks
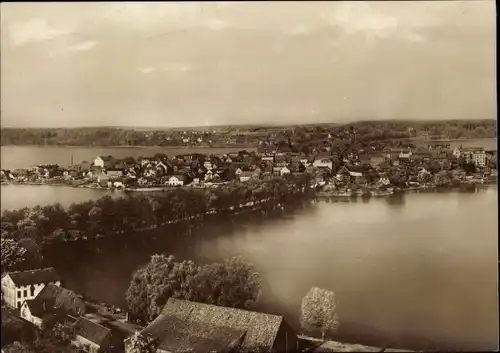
[42,189,498,351]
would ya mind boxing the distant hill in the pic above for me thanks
[0,119,496,147]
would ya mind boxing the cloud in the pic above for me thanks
[139,66,155,74]
[47,39,97,57]
[139,63,194,74]
[67,40,97,52]
[321,2,430,42]
[8,18,72,46]
[98,2,231,32]
[283,24,314,36]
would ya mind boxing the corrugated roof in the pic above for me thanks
[74,316,111,347]
[142,298,283,351]
[8,268,60,287]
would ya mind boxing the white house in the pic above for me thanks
[239,171,253,182]
[462,148,486,167]
[234,168,243,176]
[452,148,461,159]
[204,170,214,182]
[312,158,333,170]
[1,268,61,309]
[166,175,184,186]
[73,317,112,353]
[93,156,114,169]
[280,167,291,176]
[203,161,213,170]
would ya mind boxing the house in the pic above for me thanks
[461,148,486,167]
[399,149,412,159]
[280,166,291,176]
[105,168,124,180]
[261,154,274,162]
[452,148,461,159]
[312,158,333,170]
[93,156,115,169]
[73,316,113,353]
[234,168,243,176]
[96,173,110,184]
[274,154,288,166]
[124,298,299,353]
[20,284,86,329]
[166,175,185,186]
[203,161,213,170]
[204,169,214,182]
[239,171,253,182]
[1,268,61,309]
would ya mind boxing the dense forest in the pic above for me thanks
[1,119,496,147]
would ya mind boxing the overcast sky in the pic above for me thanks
[0,1,496,128]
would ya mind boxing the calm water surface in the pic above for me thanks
[31,187,497,351]
[0,145,255,170]
[0,144,497,350]
[0,184,116,211]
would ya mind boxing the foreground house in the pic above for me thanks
[73,316,113,353]
[20,284,85,329]
[1,268,61,309]
[124,298,299,353]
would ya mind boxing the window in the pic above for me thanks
[17,290,21,298]
[23,289,27,297]
[17,302,21,308]
[30,285,35,297]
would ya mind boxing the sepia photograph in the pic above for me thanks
[0,1,497,352]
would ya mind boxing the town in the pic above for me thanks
[1,142,497,196]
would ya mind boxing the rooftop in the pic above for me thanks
[7,267,60,287]
[74,316,112,347]
[140,298,284,351]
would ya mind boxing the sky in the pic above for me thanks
[0,1,496,128]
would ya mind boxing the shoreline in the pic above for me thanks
[316,181,497,199]
[2,179,497,196]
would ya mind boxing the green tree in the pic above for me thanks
[192,256,262,309]
[126,254,199,322]
[17,238,43,269]
[126,331,157,353]
[1,238,28,272]
[300,287,340,340]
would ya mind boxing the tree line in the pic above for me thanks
[2,120,495,147]
[1,175,313,273]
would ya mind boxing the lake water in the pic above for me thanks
[0,145,255,170]
[0,144,498,350]
[0,184,115,211]
[2,185,492,351]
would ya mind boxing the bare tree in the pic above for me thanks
[300,287,339,340]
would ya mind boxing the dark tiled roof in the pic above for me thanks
[99,156,114,161]
[8,268,60,287]
[143,314,245,353]
[142,298,283,351]
[27,284,86,317]
[74,316,111,347]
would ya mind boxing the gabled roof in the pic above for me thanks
[7,268,60,287]
[74,316,111,347]
[27,284,85,317]
[97,156,114,161]
[143,314,246,353]
[141,298,284,351]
